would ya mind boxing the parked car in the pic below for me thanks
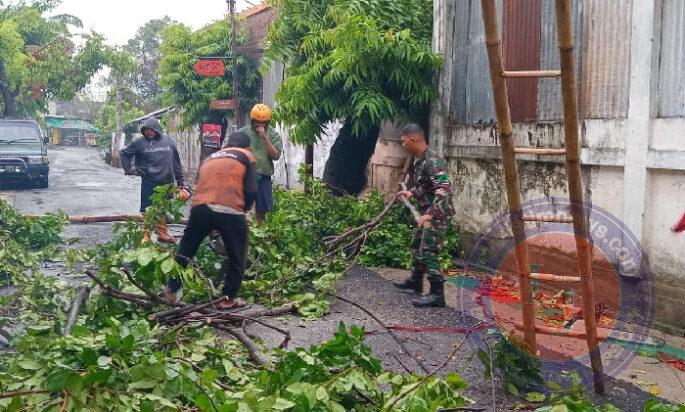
[0,119,49,188]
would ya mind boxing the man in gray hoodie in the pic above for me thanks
[120,117,185,243]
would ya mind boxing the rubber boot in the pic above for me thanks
[393,272,424,294]
[156,219,176,243]
[412,279,446,308]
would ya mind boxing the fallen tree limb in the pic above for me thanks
[215,325,271,366]
[25,214,188,225]
[63,286,91,336]
[202,313,291,349]
[0,389,49,399]
[150,297,230,321]
[323,196,398,249]
[84,270,153,309]
[84,269,291,366]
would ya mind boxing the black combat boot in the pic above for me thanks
[412,279,446,308]
[392,272,424,294]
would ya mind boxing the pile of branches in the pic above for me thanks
[82,269,295,366]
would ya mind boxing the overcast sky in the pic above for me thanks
[34,0,260,101]
[51,0,258,46]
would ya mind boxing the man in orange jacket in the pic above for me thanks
[164,131,257,308]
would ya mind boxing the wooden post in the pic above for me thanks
[480,0,537,353]
[555,0,604,394]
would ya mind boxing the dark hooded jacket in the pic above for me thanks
[120,117,185,186]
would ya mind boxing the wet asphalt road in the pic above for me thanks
[1,146,677,410]
[2,145,140,215]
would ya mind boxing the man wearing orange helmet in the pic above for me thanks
[224,103,282,224]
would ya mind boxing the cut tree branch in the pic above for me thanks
[63,285,91,336]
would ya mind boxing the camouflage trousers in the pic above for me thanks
[410,222,447,282]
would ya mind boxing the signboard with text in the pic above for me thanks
[194,59,225,77]
[210,99,237,110]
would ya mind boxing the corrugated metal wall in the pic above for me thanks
[503,0,542,122]
[262,61,285,108]
[580,0,632,119]
[654,0,685,118]
[449,0,500,125]
[448,0,633,124]
[538,0,583,121]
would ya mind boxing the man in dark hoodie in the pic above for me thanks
[163,132,257,307]
[120,117,185,243]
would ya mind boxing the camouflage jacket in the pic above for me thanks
[407,149,455,222]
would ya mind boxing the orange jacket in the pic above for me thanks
[192,147,257,212]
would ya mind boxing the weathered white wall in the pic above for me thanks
[166,115,201,183]
[263,61,338,189]
[430,0,685,331]
[272,122,338,189]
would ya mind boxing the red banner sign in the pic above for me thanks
[202,124,222,149]
[194,59,225,76]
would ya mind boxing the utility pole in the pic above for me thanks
[111,80,122,167]
[227,0,241,129]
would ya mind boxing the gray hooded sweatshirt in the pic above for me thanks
[120,117,185,186]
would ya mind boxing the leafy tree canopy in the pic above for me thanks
[158,20,261,130]
[264,0,442,144]
[0,1,109,117]
[93,86,145,147]
[125,17,175,107]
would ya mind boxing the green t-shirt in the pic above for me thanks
[227,125,283,176]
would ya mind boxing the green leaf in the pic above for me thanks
[66,373,84,394]
[137,248,155,266]
[315,386,329,403]
[524,392,545,403]
[161,257,175,274]
[195,394,211,410]
[18,358,42,371]
[200,368,219,386]
[507,383,519,396]
[546,380,563,392]
[140,400,155,412]
[83,368,113,386]
[273,398,296,410]
[81,348,98,366]
[46,370,75,392]
[128,380,158,390]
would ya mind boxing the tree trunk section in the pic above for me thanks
[322,121,380,196]
[0,59,18,118]
[111,82,123,167]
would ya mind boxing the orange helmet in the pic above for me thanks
[250,103,272,122]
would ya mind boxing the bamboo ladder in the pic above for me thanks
[479,0,604,393]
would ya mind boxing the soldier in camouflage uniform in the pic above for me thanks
[393,124,455,307]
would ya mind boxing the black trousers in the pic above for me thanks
[170,204,248,298]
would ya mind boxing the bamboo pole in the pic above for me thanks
[480,0,537,353]
[555,0,604,393]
